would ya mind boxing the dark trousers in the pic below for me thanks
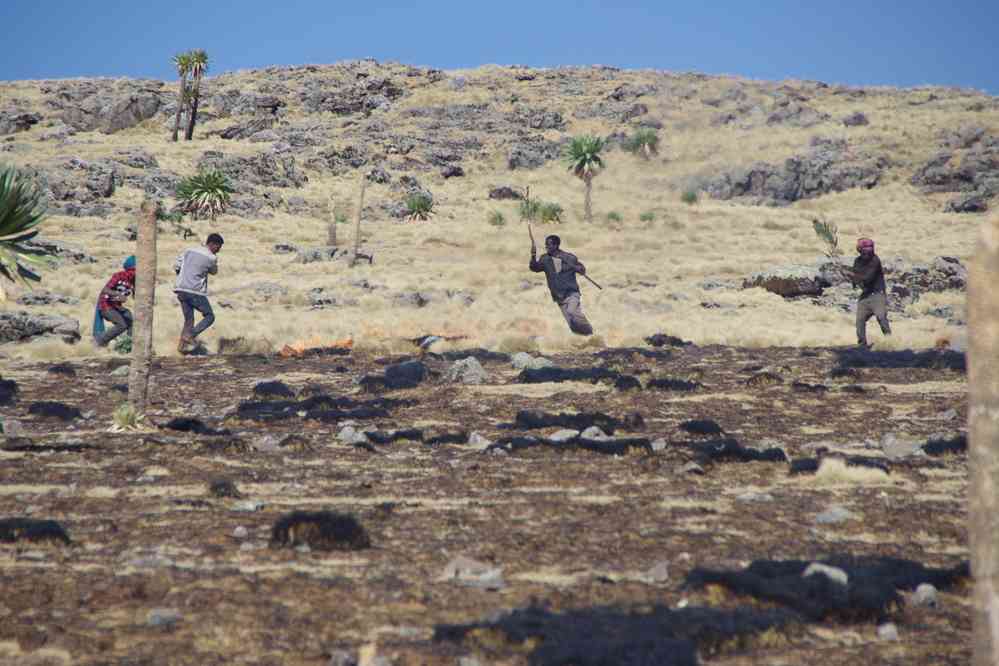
[176,291,215,339]
[856,292,891,345]
[97,307,132,346]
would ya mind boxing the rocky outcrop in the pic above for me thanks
[0,311,80,344]
[197,150,307,188]
[300,76,404,115]
[0,109,42,135]
[705,138,887,205]
[507,136,564,170]
[910,129,999,212]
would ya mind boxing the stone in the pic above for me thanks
[880,432,924,460]
[1,419,24,438]
[877,622,899,641]
[440,555,505,590]
[147,608,182,628]
[510,352,554,370]
[842,111,869,126]
[736,491,774,503]
[295,247,339,264]
[15,291,79,306]
[441,164,464,178]
[641,561,670,583]
[0,311,80,344]
[549,429,580,443]
[328,649,358,666]
[802,562,849,586]
[488,186,523,200]
[651,438,668,453]
[507,137,563,170]
[680,462,705,475]
[913,583,938,607]
[815,505,854,525]
[467,432,492,450]
[580,426,610,441]
[945,192,988,213]
[0,110,42,135]
[233,500,265,513]
[110,365,130,377]
[445,357,488,385]
[232,526,249,539]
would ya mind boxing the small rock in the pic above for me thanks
[232,526,249,539]
[147,608,182,628]
[548,429,580,443]
[110,365,130,377]
[803,562,849,586]
[441,555,506,590]
[233,500,265,513]
[815,505,854,525]
[467,432,492,450]
[328,649,358,666]
[510,352,554,370]
[580,426,609,441]
[877,622,899,641]
[936,409,958,421]
[1,419,24,438]
[914,583,938,607]
[642,561,670,583]
[458,657,483,666]
[239,542,256,552]
[445,357,488,385]
[295,543,312,554]
[680,462,705,475]
[736,492,774,503]
[19,550,47,561]
[880,432,924,460]
[651,438,668,453]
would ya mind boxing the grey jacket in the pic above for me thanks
[173,246,218,296]
[530,250,583,302]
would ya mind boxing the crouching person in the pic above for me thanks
[174,233,223,353]
[93,255,136,347]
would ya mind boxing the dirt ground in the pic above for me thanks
[0,341,970,665]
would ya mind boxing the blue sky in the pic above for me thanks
[2,1,996,93]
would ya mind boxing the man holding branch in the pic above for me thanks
[529,232,595,336]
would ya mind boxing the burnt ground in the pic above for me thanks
[0,343,971,665]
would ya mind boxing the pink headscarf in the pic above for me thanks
[856,238,875,253]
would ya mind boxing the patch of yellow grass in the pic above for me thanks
[811,457,891,486]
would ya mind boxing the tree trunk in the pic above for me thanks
[583,175,593,224]
[128,199,158,413]
[327,196,337,247]
[184,76,201,141]
[171,75,187,142]
[350,176,368,267]
[970,217,999,666]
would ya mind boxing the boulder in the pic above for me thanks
[445,357,488,385]
[766,100,830,128]
[114,149,158,169]
[441,164,464,178]
[742,266,830,298]
[102,94,162,134]
[507,137,563,170]
[945,192,988,213]
[295,247,340,264]
[15,290,79,306]
[197,150,307,188]
[488,186,523,200]
[0,311,80,344]
[212,117,276,141]
[842,112,869,127]
[0,110,42,135]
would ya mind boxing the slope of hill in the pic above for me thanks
[1,60,996,358]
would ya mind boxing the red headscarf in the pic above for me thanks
[856,238,875,253]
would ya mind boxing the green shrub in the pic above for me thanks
[623,128,660,158]
[681,190,699,205]
[538,202,563,224]
[405,193,435,221]
[113,334,132,354]
[640,211,656,222]
[334,211,349,225]
[155,207,185,223]
[176,170,234,220]
[488,211,506,227]
[519,198,542,222]
[112,402,140,428]
[606,211,623,223]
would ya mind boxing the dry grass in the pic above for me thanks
[1,65,996,361]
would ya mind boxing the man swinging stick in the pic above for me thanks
[528,224,598,336]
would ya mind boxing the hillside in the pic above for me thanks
[1,60,997,357]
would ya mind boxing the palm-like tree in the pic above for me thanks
[170,51,193,142]
[0,165,50,299]
[184,49,209,141]
[565,136,605,224]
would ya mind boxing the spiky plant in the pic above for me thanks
[183,49,209,141]
[487,210,506,227]
[176,170,233,220]
[170,51,193,142]
[564,135,605,224]
[0,165,52,292]
[405,193,434,221]
[623,128,660,159]
[812,216,842,258]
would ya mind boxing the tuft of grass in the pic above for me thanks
[335,211,349,225]
[681,190,699,206]
[406,193,435,221]
[606,211,623,223]
[639,211,656,222]
[812,458,890,486]
[487,210,506,227]
[623,128,660,158]
[519,198,542,222]
[112,403,140,429]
